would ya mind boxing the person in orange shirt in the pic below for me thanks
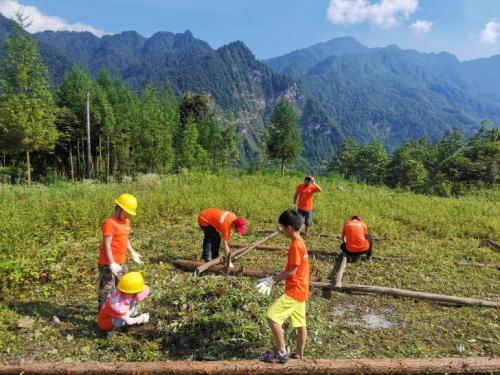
[97,194,144,309]
[293,176,322,237]
[197,208,247,265]
[256,209,309,364]
[341,215,373,261]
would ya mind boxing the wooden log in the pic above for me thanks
[174,259,266,277]
[479,238,500,252]
[230,243,338,257]
[317,233,390,241]
[195,231,279,275]
[233,231,280,260]
[456,260,500,270]
[312,282,500,308]
[334,254,347,288]
[1,357,499,374]
[174,260,500,308]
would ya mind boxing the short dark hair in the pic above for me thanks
[304,176,313,182]
[351,215,361,221]
[279,209,302,231]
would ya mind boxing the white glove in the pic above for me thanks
[256,276,275,296]
[109,262,122,276]
[139,313,149,324]
[131,250,144,265]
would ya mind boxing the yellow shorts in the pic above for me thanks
[266,294,306,328]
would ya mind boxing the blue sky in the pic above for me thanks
[2,0,499,61]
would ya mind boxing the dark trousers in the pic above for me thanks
[340,234,373,261]
[201,225,221,261]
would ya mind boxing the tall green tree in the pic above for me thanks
[56,66,93,178]
[0,15,57,184]
[356,141,389,184]
[462,121,499,185]
[265,100,302,175]
[177,119,207,169]
[329,138,359,179]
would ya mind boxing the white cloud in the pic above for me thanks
[409,19,432,35]
[0,0,105,36]
[326,0,419,29]
[479,19,500,44]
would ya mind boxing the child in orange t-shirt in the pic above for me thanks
[97,194,144,309]
[256,209,309,364]
[98,272,150,338]
[293,176,322,237]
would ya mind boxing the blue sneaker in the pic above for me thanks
[260,348,289,364]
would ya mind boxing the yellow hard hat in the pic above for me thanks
[115,193,137,216]
[118,272,145,294]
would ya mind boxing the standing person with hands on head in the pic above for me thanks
[197,208,247,267]
[97,194,144,310]
[293,175,322,237]
[257,209,309,364]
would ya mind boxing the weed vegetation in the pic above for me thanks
[0,172,499,362]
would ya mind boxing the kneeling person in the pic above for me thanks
[341,215,373,261]
[257,209,309,364]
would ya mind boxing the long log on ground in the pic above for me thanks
[312,282,500,308]
[255,230,389,241]
[456,260,500,270]
[1,357,499,374]
[230,243,406,261]
[230,242,338,257]
[174,260,500,308]
[195,231,279,275]
[174,259,267,278]
[479,238,500,252]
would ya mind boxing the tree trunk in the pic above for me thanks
[26,150,31,185]
[107,136,110,181]
[80,133,85,179]
[69,146,74,182]
[76,141,81,180]
[98,136,102,176]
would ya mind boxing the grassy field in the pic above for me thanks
[0,172,499,363]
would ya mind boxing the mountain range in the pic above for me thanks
[0,14,499,165]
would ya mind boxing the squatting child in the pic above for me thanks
[256,209,309,364]
[98,271,150,337]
